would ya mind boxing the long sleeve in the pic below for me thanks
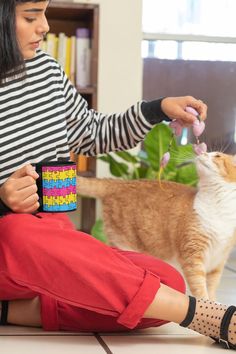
[0,50,171,185]
[61,72,170,156]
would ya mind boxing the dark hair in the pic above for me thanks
[0,0,49,84]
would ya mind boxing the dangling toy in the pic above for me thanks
[158,106,207,185]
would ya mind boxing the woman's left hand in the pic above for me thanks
[161,96,207,127]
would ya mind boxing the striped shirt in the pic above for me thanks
[0,50,160,186]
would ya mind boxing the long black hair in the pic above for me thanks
[0,0,49,84]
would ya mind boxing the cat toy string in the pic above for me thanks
[158,106,207,188]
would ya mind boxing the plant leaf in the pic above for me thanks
[115,151,140,163]
[144,124,176,171]
[91,219,107,243]
[99,154,129,177]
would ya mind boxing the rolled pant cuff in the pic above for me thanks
[40,294,59,331]
[117,270,160,329]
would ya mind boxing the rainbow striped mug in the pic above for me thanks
[36,162,77,212]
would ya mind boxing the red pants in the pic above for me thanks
[0,213,185,332]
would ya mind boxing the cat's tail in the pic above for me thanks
[77,177,111,199]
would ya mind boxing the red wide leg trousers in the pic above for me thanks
[0,213,185,332]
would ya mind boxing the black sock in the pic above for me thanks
[0,301,9,325]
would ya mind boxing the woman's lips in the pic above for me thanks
[29,40,41,49]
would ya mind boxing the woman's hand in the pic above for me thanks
[161,96,207,127]
[0,165,40,213]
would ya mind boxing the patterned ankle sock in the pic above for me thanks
[180,297,236,345]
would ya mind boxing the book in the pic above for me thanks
[70,36,76,84]
[65,37,72,78]
[76,28,91,88]
[54,36,59,61]
[77,155,88,172]
[69,153,88,173]
[40,40,47,52]
[57,32,67,70]
[46,33,57,59]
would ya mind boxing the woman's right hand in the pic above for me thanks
[0,165,40,213]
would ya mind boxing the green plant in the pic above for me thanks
[99,123,198,185]
[91,123,198,242]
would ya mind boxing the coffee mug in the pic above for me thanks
[35,161,77,212]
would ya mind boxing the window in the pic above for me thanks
[143,0,236,37]
[142,0,236,61]
[142,40,178,60]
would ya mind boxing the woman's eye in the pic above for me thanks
[25,17,36,23]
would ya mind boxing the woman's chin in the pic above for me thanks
[23,49,37,60]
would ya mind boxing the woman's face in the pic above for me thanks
[16,1,50,59]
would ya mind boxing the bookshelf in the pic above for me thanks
[46,1,99,233]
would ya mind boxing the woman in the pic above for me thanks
[0,0,235,350]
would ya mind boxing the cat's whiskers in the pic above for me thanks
[218,135,231,153]
[168,150,194,162]
[207,135,233,154]
[211,136,223,152]
[220,139,232,153]
[169,154,195,164]
[170,155,194,162]
[176,160,195,168]
[207,143,213,153]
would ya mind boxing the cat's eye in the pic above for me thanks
[215,154,221,158]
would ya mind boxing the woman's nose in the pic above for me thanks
[37,17,50,36]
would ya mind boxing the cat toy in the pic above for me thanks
[158,106,207,184]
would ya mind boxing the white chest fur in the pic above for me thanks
[193,180,236,272]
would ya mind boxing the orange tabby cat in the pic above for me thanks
[78,152,236,300]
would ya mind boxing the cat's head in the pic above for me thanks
[196,152,236,183]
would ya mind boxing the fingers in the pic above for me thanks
[12,192,40,214]
[13,202,40,214]
[11,164,39,180]
[161,96,208,126]
[1,165,40,213]
[16,183,38,200]
[12,175,37,191]
[25,165,39,180]
[6,183,39,213]
[187,97,208,121]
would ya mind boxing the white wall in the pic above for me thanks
[74,0,143,177]
[74,0,143,110]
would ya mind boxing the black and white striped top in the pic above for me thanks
[0,50,164,186]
